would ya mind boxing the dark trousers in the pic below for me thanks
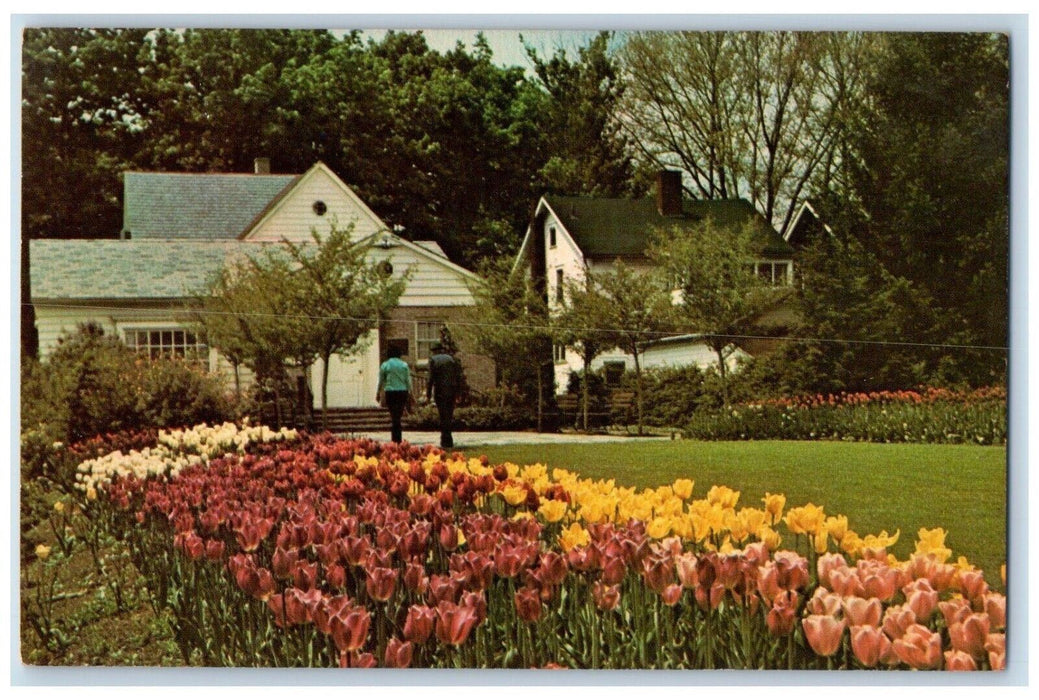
[385,391,409,443]
[435,394,456,448]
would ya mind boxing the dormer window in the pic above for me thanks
[313,200,328,216]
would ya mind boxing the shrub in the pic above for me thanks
[403,403,534,431]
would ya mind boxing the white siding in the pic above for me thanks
[368,244,477,307]
[642,341,749,372]
[245,166,385,243]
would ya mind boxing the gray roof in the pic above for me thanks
[544,196,794,259]
[29,239,272,300]
[123,172,299,239]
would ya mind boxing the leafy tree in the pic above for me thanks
[280,227,407,428]
[843,33,1009,383]
[555,277,611,430]
[588,263,675,435]
[462,258,555,430]
[647,220,777,406]
[525,31,639,197]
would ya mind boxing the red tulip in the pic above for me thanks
[292,560,319,590]
[339,651,376,668]
[675,553,699,589]
[403,604,436,644]
[772,550,809,590]
[434,600,479,646]
[802,615,846,657]
[538,551,569,587]
[403,560,429,595]
[383,638,413,669]
[892,624,942,670]
[514,586,543,622]
[660,584,683,606]
[330,605,371,652]
[272,546,298,579]
[592,582,621,611]
[204,539,225,562]
[365,566,397,602]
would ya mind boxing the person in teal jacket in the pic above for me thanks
[376,346,412,443]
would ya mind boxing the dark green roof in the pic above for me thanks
[543,196,793,258]
[123,172,299,239]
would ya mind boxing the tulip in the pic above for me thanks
[944,650,978,671]
[339,651,377,668]
[365,566,397,602]
[330,605,371,652]
[384,638,413,669]
[905,585,938,622]
[892,624,943,670]
[948,613,990,659]
[514,586,543,622]
[537,551,569,588]
[403,604,436,644]
[434,600,479,646]
[843,596,882,627]
[675,553,699,589]
[439,524,463,552]
[403,560,429,595]
[806,587,842,617]
[939,597,973,628]
[985,633,1005,670]
[828,568,865,597]
[957,569,990,604]
[984,592,1006,629]
[592,582,621,611]
[765,591,799,637]
[204,539,225,562]
[881,604,916,641]
[660,583,683,606]
[292,560,319,590]
[802,615,846,657]
[850,625,895,668]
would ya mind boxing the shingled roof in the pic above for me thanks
[29,239,269,300]
[543,195,794,259]
[123,172,299,239]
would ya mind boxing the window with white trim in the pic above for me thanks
[124,328,209,366]
[416,321,443,361]
[753,261,792,286]
[553,343,567,363]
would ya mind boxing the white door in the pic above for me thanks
[313,332,380,408]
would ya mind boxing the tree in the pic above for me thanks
[555,277,611,430]
[525,31,639,197]
[462,258,555,430]
[619,31,870,235]
[280,227,407,429]
[647,220,777,406]
[588,263,675,435]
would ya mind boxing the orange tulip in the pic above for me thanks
[938,597,972,628]
[892,623,942,670]
[944,650,978,671]
[817,552,848,584]
[806,587,842,617]
[850,625,895,668]
[766,590,799,637]
[903,580,938,622]
[985,633,1006,670]
[956,569,990,604]
[843,596,882,627]
[984,592,1006,630]
[881,605,917,641]
[803,615,846,657]
[949,613,991,659]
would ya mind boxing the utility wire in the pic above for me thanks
[25,301,1010,353]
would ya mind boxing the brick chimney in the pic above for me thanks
[656,170,683,217]
[254,157,271,175]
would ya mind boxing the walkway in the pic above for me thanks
[349,430,672,448]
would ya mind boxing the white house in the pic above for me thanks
[513,171,795,392]
[30,159,494,408]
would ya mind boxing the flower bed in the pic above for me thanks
[685,387,1007,445]
[72,423,1006,669]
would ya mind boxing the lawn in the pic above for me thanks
[472,439,1007,585]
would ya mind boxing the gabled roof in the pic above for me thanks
[542,195,794,259]
[30,239,259,299]
[785,200,835,250]
[123,172,299,239]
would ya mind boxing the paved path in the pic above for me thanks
[350,430,672,448]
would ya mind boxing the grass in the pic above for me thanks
[471,439,1007,585]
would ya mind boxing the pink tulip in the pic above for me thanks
[802,615,846,657]
[938,597,972,628]
[892,623,942,670]
[983,592,1006,630]
[806,587,842,617]
[882,605,917,641]
[985,633,1006,670]
[957,569,990,604]
[765,591,799,637]
[817,552,848,585]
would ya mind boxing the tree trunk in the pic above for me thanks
[536,365,544,433]
[581,352,592,432]
[633,349,644,437]
[232,362,241,400]
[320,352,331,432]
[716,346,729,407]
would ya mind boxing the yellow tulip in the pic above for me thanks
[813,530,829,554]
[706,485,740,509]
[762,492,786,525]
[538,498,568,523]
[502,483,528,506]
[646,516,671,539]
[672,478,695,500]
[824,515,849,542]
[914,527,952,563]
[784,503,826,535]
[738,507,767,535]
[559,522,590,551]
[757,525,782,550]
[35,544,51,560]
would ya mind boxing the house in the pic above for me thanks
[30,159,494,409]
[514,170,795,392]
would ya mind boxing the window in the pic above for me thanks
[553,343,567,363]
[752,261,792,286]
[603,361,626,387]
[416,321,442,361]
[555,269,565,304]
[549,226,557,248]
[313,200,328,216]
[124,328,209,366]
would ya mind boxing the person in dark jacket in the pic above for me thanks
[425,342,460,449]
[376,346,412,444]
